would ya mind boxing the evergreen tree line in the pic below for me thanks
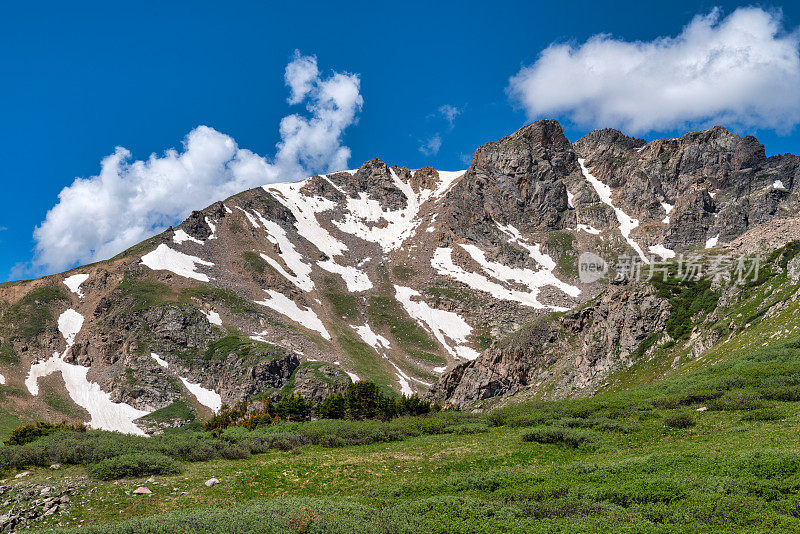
[204,381,442,432]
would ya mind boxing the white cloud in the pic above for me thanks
[438,104,461,128]
[30,51,363,274]
[508,7,800,133]
[419,134,442,156]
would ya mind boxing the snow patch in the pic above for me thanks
[432,366,447,374]
[0,372,5,385]
[26,309,149,435]
[351,323,391,352]
[579,158,648,263]
[180,377,222,412]
[150,353,169,368]
[576,224,602,235]
[63,274,90,298]
[388,361,414,396]
[172,229,203,245]
[255,290,331,340]
[205,217,218,239]
[705,235,720,249]
[566,190,575,208]
[332,169,465,253]
[660,202,674,224]
[317,260,372,292]
[648,244,676,260]
[248,209,315,291]
[774,180,787,189]
[201,309,222,326]
[394,285,480,360]
[140,244,213,282]
[344,370,360,382]
[265,180,348,258]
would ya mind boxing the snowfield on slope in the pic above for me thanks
[63,273,90,297]
[26,309,149,435]
[141,244,214,282]
[255,290,331,340]
[394,285,480,361]
[579,158,649,263]
[150,353,222,412]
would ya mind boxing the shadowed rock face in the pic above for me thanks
[6,118,800,429]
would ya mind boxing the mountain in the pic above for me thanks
[2,119,800,435]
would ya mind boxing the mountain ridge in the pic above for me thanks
[2,119,800,435]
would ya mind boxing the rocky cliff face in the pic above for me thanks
[3,119,800,431]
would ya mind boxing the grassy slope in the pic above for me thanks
[4,333,800,532]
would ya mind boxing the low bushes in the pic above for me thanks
[663,412,695,429]
[86,452,184,481]
[522,427,597,449]
[4,420,85,446]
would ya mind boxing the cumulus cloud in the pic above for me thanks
[508,7,800,133]
[30,51,363,274]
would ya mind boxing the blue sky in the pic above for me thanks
[2,1,799,281]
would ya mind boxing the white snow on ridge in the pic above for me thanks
[332,169,466,253]
[0,372,5,385]
[496,223,558,271]
[461,243,580,299]
[705,235,720,249]
[263,181,373,290]
[432,366,447,374]
[318,260,372,292]
[249,209,315,292]
[648,244,676,260]
[141,244,214,282]
[344,370,360,382]
[578,158,649,263]
[774,180,787,190]
[431,248,569,312]
[389,361,414,396]
[63,274,90,298]
[394,285,480,360]
[566,190,575,209]
[255,290,331,340]
[180,377,222,412]
[265,180,348,258]
[576,224,602,235]
[151,353,169,368]
[26,309,149,435]
[201,309,223,326]
[660,202,674,225]
[351,323,391,352]
[205,217,218,239]
[173,229,204,245]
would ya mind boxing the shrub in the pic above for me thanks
[708,392,764,411]
[742,408,784,422]
[220,444,251,460]
[86,452,184,480]
[4,420,85,446]
[760,387,800,401]
[522,427,597,449]
[663,412,696,429]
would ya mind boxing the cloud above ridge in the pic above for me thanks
[508,7,800,133]
[29,51,363,274]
